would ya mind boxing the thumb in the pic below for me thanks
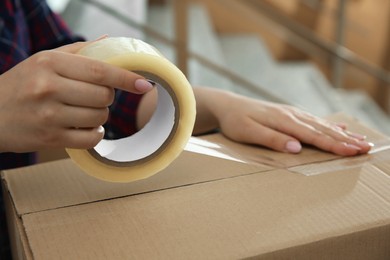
[55,41,91,54]
[55,35,109,53]
[283,139,302,154]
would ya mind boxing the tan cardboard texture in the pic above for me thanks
[4,150,269,216]
[2,113,390,259]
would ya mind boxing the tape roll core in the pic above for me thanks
[66,37,196,183]
[88,72,180,166]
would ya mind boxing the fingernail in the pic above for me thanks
[356,140,374,148]
[336,122,347,129]
[135,79,154,92]
[98,125,105,134]
[285,140,302,153]
[348,132,366,140]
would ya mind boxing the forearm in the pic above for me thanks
[191,87,231,135]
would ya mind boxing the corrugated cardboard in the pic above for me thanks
[2,113,390,259]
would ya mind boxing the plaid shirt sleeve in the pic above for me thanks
[20,0,84,53]
[1,1,143,258]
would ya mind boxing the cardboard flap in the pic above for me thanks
[2,150,270,216]
[289,148,390,176]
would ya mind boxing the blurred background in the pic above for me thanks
[47,0,390,135]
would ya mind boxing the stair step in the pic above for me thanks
[220,34,276,76]
[269,62,340,116]
[336,90,390,135]
[219,37,338,116]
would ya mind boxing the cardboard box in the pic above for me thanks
[2,113,390,259]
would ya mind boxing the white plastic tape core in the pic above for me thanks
[91,80,177,164]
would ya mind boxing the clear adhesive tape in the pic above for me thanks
[66,37,196,183]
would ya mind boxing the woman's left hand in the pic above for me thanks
[192,87,372,156]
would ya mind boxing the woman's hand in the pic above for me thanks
[0,40,153,153]
[192,87,372,156]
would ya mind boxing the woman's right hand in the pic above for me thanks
[0,41,153,153]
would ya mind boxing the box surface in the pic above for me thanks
[2,114,390,259]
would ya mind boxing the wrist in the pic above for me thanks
[192,87,232,135]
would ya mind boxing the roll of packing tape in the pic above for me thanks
[66,37,196,183]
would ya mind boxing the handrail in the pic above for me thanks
[76,0,291,104]
[332,0,347,89]
[241,0,390,86]
[173,0,188,76]
[76,0,389,106]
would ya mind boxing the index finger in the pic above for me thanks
[51,51,153,93]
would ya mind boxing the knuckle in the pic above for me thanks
[35,128,61,147]
[99,87,115,106]
[33,51,55,68]
[307,129,325,144]
[85,132,103,148]
[38,107,57,124]
[262,131,280,149]
[240,119,253,134]
[27,53,57,99]
[229,117,249,138]
[271,136,285,150]
[116,71,131,89]
[97,108,110,125]
[31,78,56,99]
[271,105,292,119]
[279,109,294,121]
[89,62,107,83]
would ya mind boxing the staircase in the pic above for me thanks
[58,0,390,135]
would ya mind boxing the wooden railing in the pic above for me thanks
[173,0,390,111]
[80,0,390,112]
